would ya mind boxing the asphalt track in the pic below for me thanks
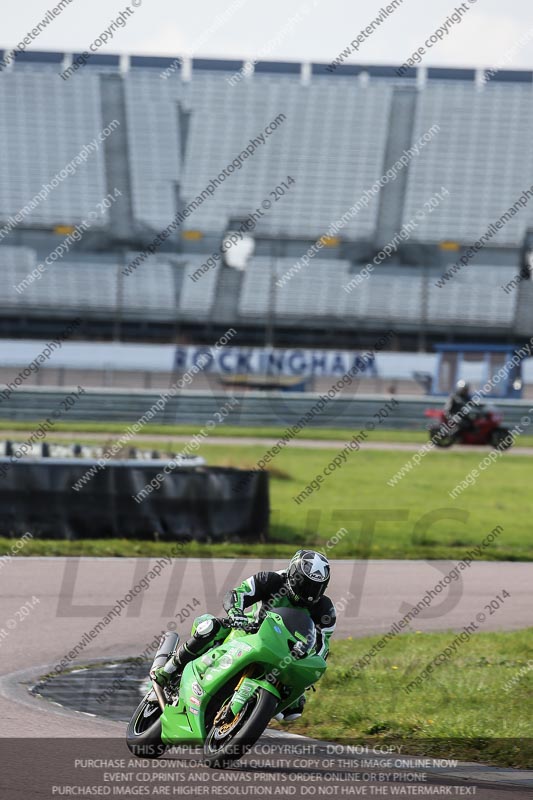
[1,557,532,731]
[5,429,533,455]
[1,558,532,797]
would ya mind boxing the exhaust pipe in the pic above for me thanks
[149,631,180,711]
[150,631,180,673]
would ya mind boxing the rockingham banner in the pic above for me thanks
[0,339,440,378]
[174,346,379,377]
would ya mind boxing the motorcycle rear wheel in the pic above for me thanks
[204,687,278,769]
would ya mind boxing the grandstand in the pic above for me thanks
[1,51,532,347]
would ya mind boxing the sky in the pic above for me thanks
[3,0,533,71]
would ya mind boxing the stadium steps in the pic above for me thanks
[177,102,192,165]
[375,87,418,248]
[100,75,135,241]
[513,280,533,336]
[211,264,244,323]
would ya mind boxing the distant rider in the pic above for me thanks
[153,549,336,721]
[444,380,478,433]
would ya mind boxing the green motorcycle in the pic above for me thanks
[126,607,327,768]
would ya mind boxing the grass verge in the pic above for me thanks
[2,439,533,560]
[0,419,428,443]
[278,627,533,769]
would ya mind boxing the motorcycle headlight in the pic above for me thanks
[290,640,308,659]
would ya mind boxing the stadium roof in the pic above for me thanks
[3,51,533,83]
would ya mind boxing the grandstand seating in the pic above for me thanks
[403,81,533,246]
[0,245,522,334]
[0,54,532,340]
[239,255,518,329]
[239,257,272,318]
[121,253,177,318]
[342,267,423,324]
[0,245,36,273]
[179,73,392,239]
[428,264,517,327]
[0,72,108,227]
[124,72,183,231]
[178,256,221,319]
[1,247,176,320]
[240,256,351,318]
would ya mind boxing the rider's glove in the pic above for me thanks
[228,609,248,629]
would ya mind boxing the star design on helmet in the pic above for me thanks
[306,553,329,580]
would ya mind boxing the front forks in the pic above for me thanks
[213,667,254,726]
[152,682,167,712]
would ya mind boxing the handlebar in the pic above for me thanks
[220,616,260,633]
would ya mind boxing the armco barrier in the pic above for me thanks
[0,388,532,432]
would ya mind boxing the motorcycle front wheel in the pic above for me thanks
[204,687,278,769]
[126,694,167,758]
[491,428,513,451]
[429,427,454,447]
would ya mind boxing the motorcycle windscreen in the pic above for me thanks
[273,607,316,655]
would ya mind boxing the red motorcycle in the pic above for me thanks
[424,406,513,449]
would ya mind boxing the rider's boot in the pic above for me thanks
[273,694,306,722]
[153,616,225,687]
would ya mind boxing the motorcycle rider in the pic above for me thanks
[153,549,336,721]
[444,380,478,434]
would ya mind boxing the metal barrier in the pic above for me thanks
[1,388,532,432]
